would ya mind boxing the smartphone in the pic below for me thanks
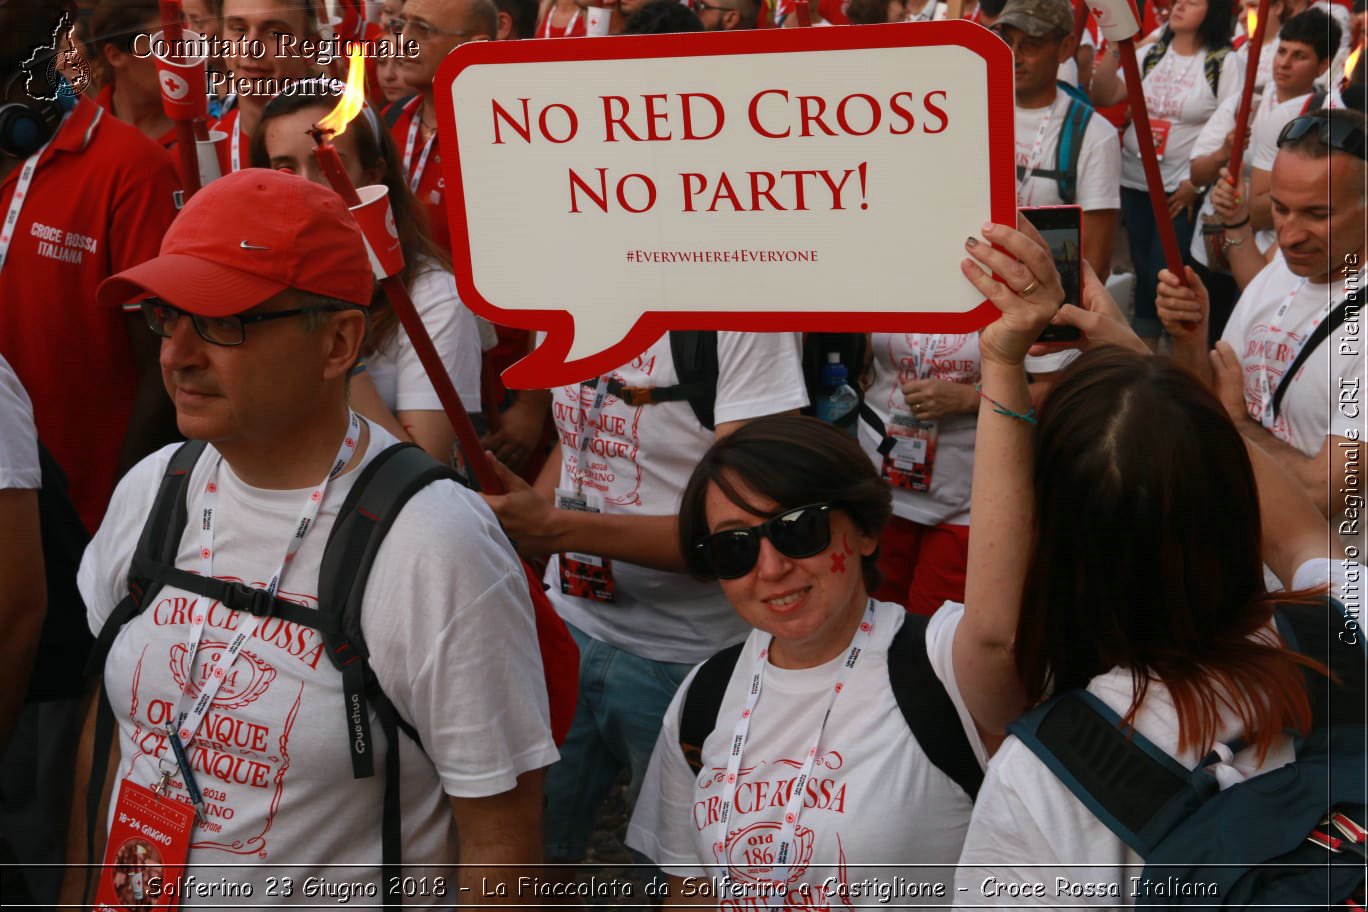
[1021,205,1083,343]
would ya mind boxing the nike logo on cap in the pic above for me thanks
[239,240,270,250]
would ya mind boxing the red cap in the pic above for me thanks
[98,168,374,316]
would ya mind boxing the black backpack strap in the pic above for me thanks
[576,331,720,430]
[886,614,984,800]
[1271,299,1352,418]
[1142,33,1171,79]
[1275,598,1367,731]
[678,642,745,775]
[1007,690,1205,857]
[381,95,417,130]
[1203,47,1230,97]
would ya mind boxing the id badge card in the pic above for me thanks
[555,488,618,604]
[95,779,196,911]
[880,412,938,492]
[1150,118,1173,162]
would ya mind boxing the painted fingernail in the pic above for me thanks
[965,236,978,247]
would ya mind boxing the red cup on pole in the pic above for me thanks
[350,185,406,280]
[196,129,229,187]
[150,29,209,123]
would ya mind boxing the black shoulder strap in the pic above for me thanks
[669,331,720,431]
[678,642,745,775]
[1143,33,1172,78]
[1204,47,1230,97]
[1007,690,1202,857]
[1275,599,1367,731]
[887,614,985,800]
[382,95,417,130]
[1271,299,1352,418]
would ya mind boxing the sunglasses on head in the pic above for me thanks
[1276,114,1367,160]
[695,503,833,580]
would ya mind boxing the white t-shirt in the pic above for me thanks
[1122,46,1244,192]
[858,333,980,526]
[0,354,40,491]
[544,331,808,664]
[1235,35,1280,94]
[1249,93,1315,252]
[1015,89,1122,212]
[628,600,987,907]
[78,423,559,903]
[953,559,1345,908]
[1187,95,1241,267]
[1220,250,1363,455]
[367,260,483,414]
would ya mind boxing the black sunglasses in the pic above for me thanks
[696,504,833,580]
[141,299,357,347]
[1276,114,1367,161]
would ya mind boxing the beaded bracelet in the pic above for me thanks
[1223,215,1250,229]
[975,382,1038,425]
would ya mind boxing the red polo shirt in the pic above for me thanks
[95,83,179,154]
[386,96,451,253]
[0,99,180,531]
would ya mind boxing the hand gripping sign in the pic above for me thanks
[434,23,1015,388]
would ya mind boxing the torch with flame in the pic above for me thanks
[1227,0,1270,181]
[310,48,502,493]
[1245,5,1257,40]
[1346,42,1363,88]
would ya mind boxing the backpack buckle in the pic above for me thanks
[618,386,656,406]
[230,582,276,618]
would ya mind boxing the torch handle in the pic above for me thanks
[380,277,505,493]
[1118,38,1189,287]
[158,0,204,199]
[1227,0,1270,181]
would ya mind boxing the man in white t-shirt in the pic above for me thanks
[1245,8,1343,247]
[483,335,808,868]
[994,0,1120,278]
[62,170,556,906]
[1159,109,1366,540]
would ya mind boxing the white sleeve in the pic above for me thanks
[77,446,180,635]
[1189,96,1237,161]
[1216,50,1245,107]
[925,603,989,770]
[362,483,558,797]
[1075,114,1121,212]
[713,331,809,426]
[625,664,709,876]
[397,265,483,414]
[1248,99,1299,172]
[0,356,40,490]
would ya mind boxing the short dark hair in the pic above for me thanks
[1278,107,1368,160]
[844,0,891,24]
[1279,7,1341,63]
[678,415,892,591]
[494,0,539,37]
[977,0,1009,17]
[90,0,160,79]
[623,0,703,32]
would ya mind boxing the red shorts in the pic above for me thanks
[872,516,970,616]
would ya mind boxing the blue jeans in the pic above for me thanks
[1121,185,1198,339]
[543,622,695,861]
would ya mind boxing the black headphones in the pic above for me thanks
[0,69,74,159]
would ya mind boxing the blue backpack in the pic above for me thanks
[1009,599,1366,910]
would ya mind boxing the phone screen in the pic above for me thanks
[1021,206,1083,343]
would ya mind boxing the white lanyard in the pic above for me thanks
[1257,279,1332,426]
[542,7,580,37]
[0,117,65,278]
[909,333,941,380]
[573,376,610,495]
[717,601,876,905]
[171,412,361,750]
[1016,99,1056,207]
[230,116,243,172]
[403,102,436,194]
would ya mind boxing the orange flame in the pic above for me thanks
[1245,6,1257,37]
[316,47,366,137]
[1347,43,1363,83]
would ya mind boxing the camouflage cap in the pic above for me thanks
[994,0,1074,37]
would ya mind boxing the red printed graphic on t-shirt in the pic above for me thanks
[1241,321,1301,441]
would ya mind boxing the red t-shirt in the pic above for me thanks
[95,84,179,154]
[386,96,450,254]
[0,100,180,531]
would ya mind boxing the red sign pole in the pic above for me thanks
[1227,0,1271,182]
[157,0,203,198]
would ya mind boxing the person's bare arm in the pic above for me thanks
[448,769,545,905]
[1244,433,1343,586]
[1081,208,1117,278]
[481,389,552,472]
[116,311,179,477]
[1088,45,1127,106]
[1156,266,1215,382]
[1209,167,1274,290]
[59,683,116,907]
[0,488,44,746]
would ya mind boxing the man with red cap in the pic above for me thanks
[64,168,556,905]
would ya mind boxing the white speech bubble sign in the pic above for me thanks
[434,22,1016,389]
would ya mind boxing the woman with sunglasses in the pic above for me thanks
[249,80,484,462]
[626,413,995,905]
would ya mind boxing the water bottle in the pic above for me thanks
[814,352,860,436]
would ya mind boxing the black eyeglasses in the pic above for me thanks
[695,504,833,580]
[141,299,357,347]
[1277,114,1367,161]
[691,0,732,11]
[392,17,473,40]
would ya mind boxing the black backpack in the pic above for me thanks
[677,612,983,800]
[85,441,468,909]
[1007,600,1366,909]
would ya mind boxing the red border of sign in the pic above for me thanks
[434,22,1016,388]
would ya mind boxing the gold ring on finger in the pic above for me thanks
[1019,278,1041,297]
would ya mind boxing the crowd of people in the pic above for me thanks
[0,0,1363,906]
